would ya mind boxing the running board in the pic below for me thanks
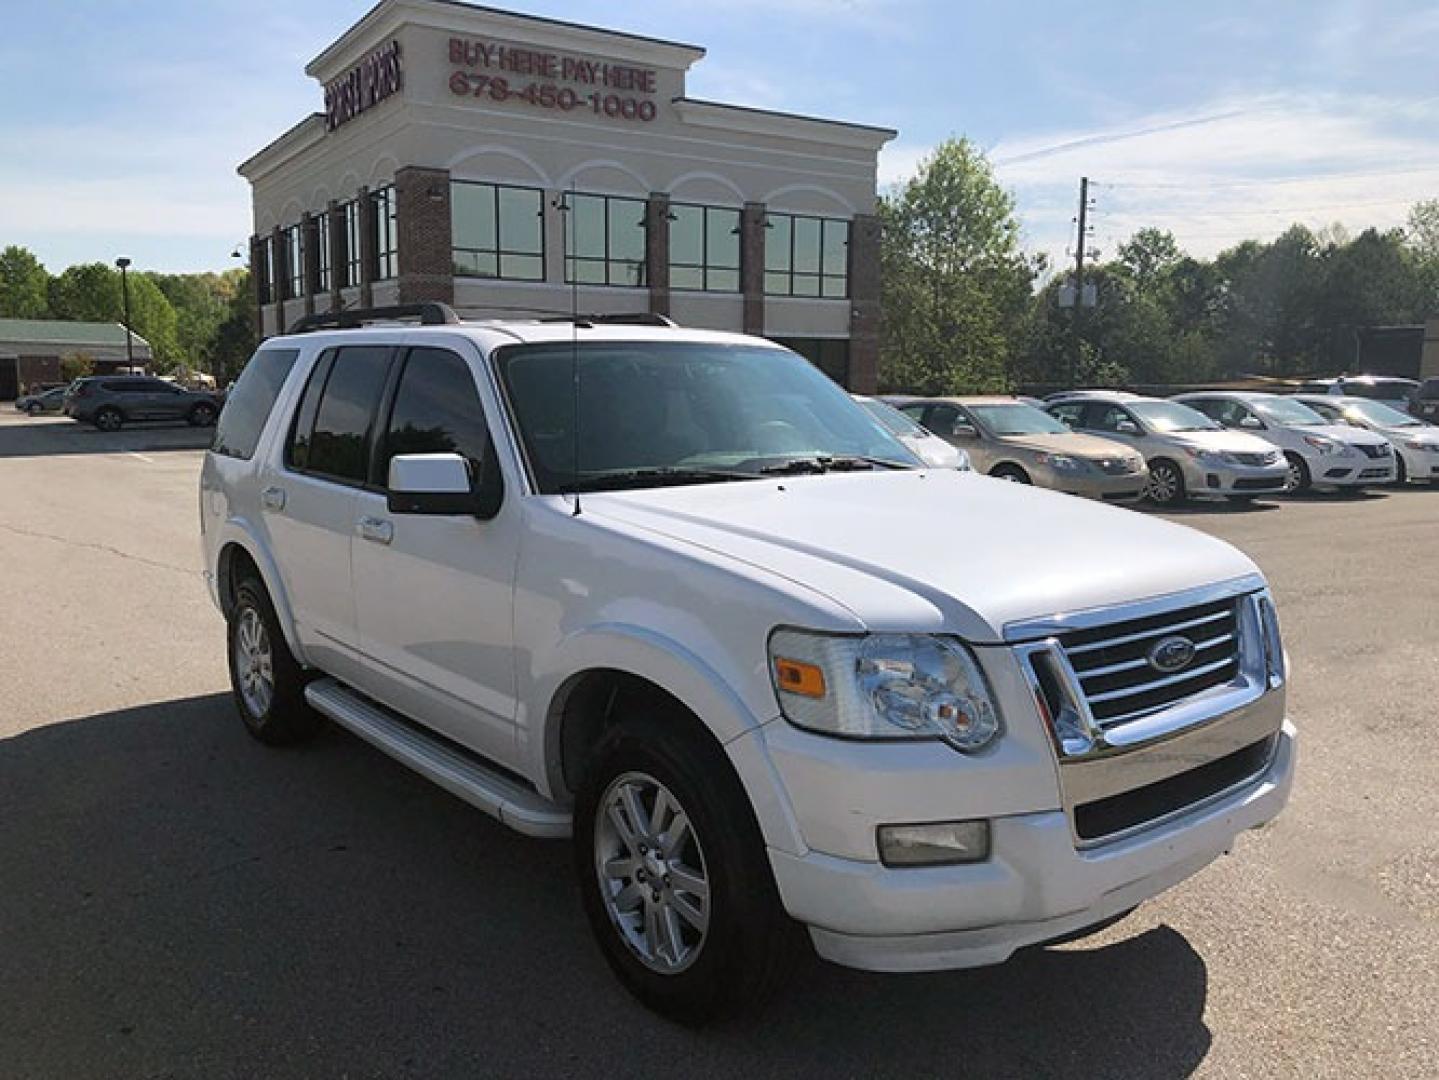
[304,678,572,838]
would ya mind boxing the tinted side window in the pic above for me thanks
[924,404,964,436]
[1184,399,1221,422]
[286,351,334,471]
[104,379,145,393]
[381,348,490,482]
[1091,405,1134,432]
[213,348,300,460]
[288,346,391,483]
[1048,402,1085,427]
[1419,380,1439,400]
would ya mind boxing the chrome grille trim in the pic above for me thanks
[1064,609,1230,654]
[1084,655,1237,705]
[1077,631,1233,679]
[1003,573,1265,642]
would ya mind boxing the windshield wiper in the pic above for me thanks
[562,467,756,493]
[759,455,913,475]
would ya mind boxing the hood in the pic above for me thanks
[996,431,1138,460]
[1163,429,1280,455]
[899,432,964,469]
[583,470,1259,642]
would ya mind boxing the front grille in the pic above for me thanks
[1234,476,1284,491]
[1358,443,1391,459]
[1057,598,1241,728]
[1096,457,1140,475]
[1232,450,1281,466]
[1073,735,1276,840]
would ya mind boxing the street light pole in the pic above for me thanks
[115,257,134,370]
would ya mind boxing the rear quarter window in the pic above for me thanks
[211,348,301,460]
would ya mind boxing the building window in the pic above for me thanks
[564,192,646,287]
[771,337,851,387]
[765,213,849,298]
[341,200,361,288]
[451,181,545,281]
[370,186,398,281]
[669,204,740,292]
[256,236,274,304]
[316,216,331,293]
[284,223,305,299]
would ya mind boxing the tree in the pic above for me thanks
[0,246,50,318]
[60,351,95,382]
[878,138,1036,393]
[1406,199,1439,264]
[1115,228,1182,291]
[210,270,257,382]
[48,263,122,323]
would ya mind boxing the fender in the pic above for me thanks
[526,622,807,856]
[216,515,308,662]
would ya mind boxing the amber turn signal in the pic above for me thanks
[774,657,826,698]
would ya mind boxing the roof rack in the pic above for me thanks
[538,313,679,329]
[287,303,462,334]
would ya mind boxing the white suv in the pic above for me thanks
[1046,391,1288,506]
[1174,391,1396,492]
[201,306,1294,1022]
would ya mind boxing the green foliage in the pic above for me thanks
[0,246,50,318]
[878,138,1037,393]
[60,351,95,381]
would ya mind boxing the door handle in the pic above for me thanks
[357,516,394,545]
[260,486,286,511]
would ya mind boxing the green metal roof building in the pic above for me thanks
[0,319,153,399]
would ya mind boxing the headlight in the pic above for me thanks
[1185,448,1234,465]
[1035,452,1086,473]
[769,630,1001,752]
[1302,435,1343,455]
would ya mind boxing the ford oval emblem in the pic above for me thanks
[1147,635,1196,674]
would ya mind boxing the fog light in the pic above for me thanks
[877,820,990,867]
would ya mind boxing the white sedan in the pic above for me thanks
[1294,394,1439,484]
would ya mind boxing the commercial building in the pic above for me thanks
[0,319,152,400]
[238,0,895,389]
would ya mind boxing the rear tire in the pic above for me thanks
[227,575,322,745]
[188,402,218,427]
[990,464,1031,484]
[94,407,122,432]
[1283,453,1311,493]
[573,713,801,1024]
[25,402,42,416]
[1395,454,1408,484]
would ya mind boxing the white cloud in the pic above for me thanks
[884,92,1439,265]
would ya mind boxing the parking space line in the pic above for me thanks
[127,452,156,463]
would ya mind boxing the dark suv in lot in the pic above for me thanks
[65,376,222,432]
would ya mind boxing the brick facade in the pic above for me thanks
[740,201,766,336]
[301,212,319,316]
[357,185,376,308]
[646,193,671,317]
[394,166,455,305]
[847,212,881,394]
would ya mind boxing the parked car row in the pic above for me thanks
[11,375,225,431]
[881,385,1438,507]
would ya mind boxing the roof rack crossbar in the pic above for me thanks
[287,303,462,334]
[538,312,679,329]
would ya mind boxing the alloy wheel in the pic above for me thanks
[1148,463,1180,504]
[594,771,710,974]
[233,606,275,718]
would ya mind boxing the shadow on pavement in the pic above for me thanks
[0,417,213,460]
[0,695,1212,1079]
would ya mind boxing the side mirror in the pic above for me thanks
[1238,415,1264,430]
[1115,420,1139,434]
[387,452,502,518]
[951,422,979,439]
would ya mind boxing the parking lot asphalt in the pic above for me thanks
[1,409,1435,1080]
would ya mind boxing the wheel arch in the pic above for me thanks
[216,530,306,660]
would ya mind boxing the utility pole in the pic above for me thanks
[1071,177,1089,388]
[115,257,134,369]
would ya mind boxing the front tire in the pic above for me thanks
[227,575,322,745]
[188,402,217,427]
[94,407,123,432]
[1283,452,1311,493]
[574,714,800,1024]
[990,464,1031,484]
[25,402,42,416]
[1145,459,1186,506]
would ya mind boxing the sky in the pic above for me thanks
[3,0,1438,275]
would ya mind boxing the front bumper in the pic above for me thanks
[1047,467,1147,502]
[768,720,1293,972]
[1181,459,1289,497]
[1396,443,1439,481]
[1309,456,1396,486]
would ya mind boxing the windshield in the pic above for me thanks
[497,342,918,493]
[1129,400,1220,432]
[859,398,928,438]
[1342,399,1421,427]
[967,403,1070,436]
[1253,397,1328,426]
